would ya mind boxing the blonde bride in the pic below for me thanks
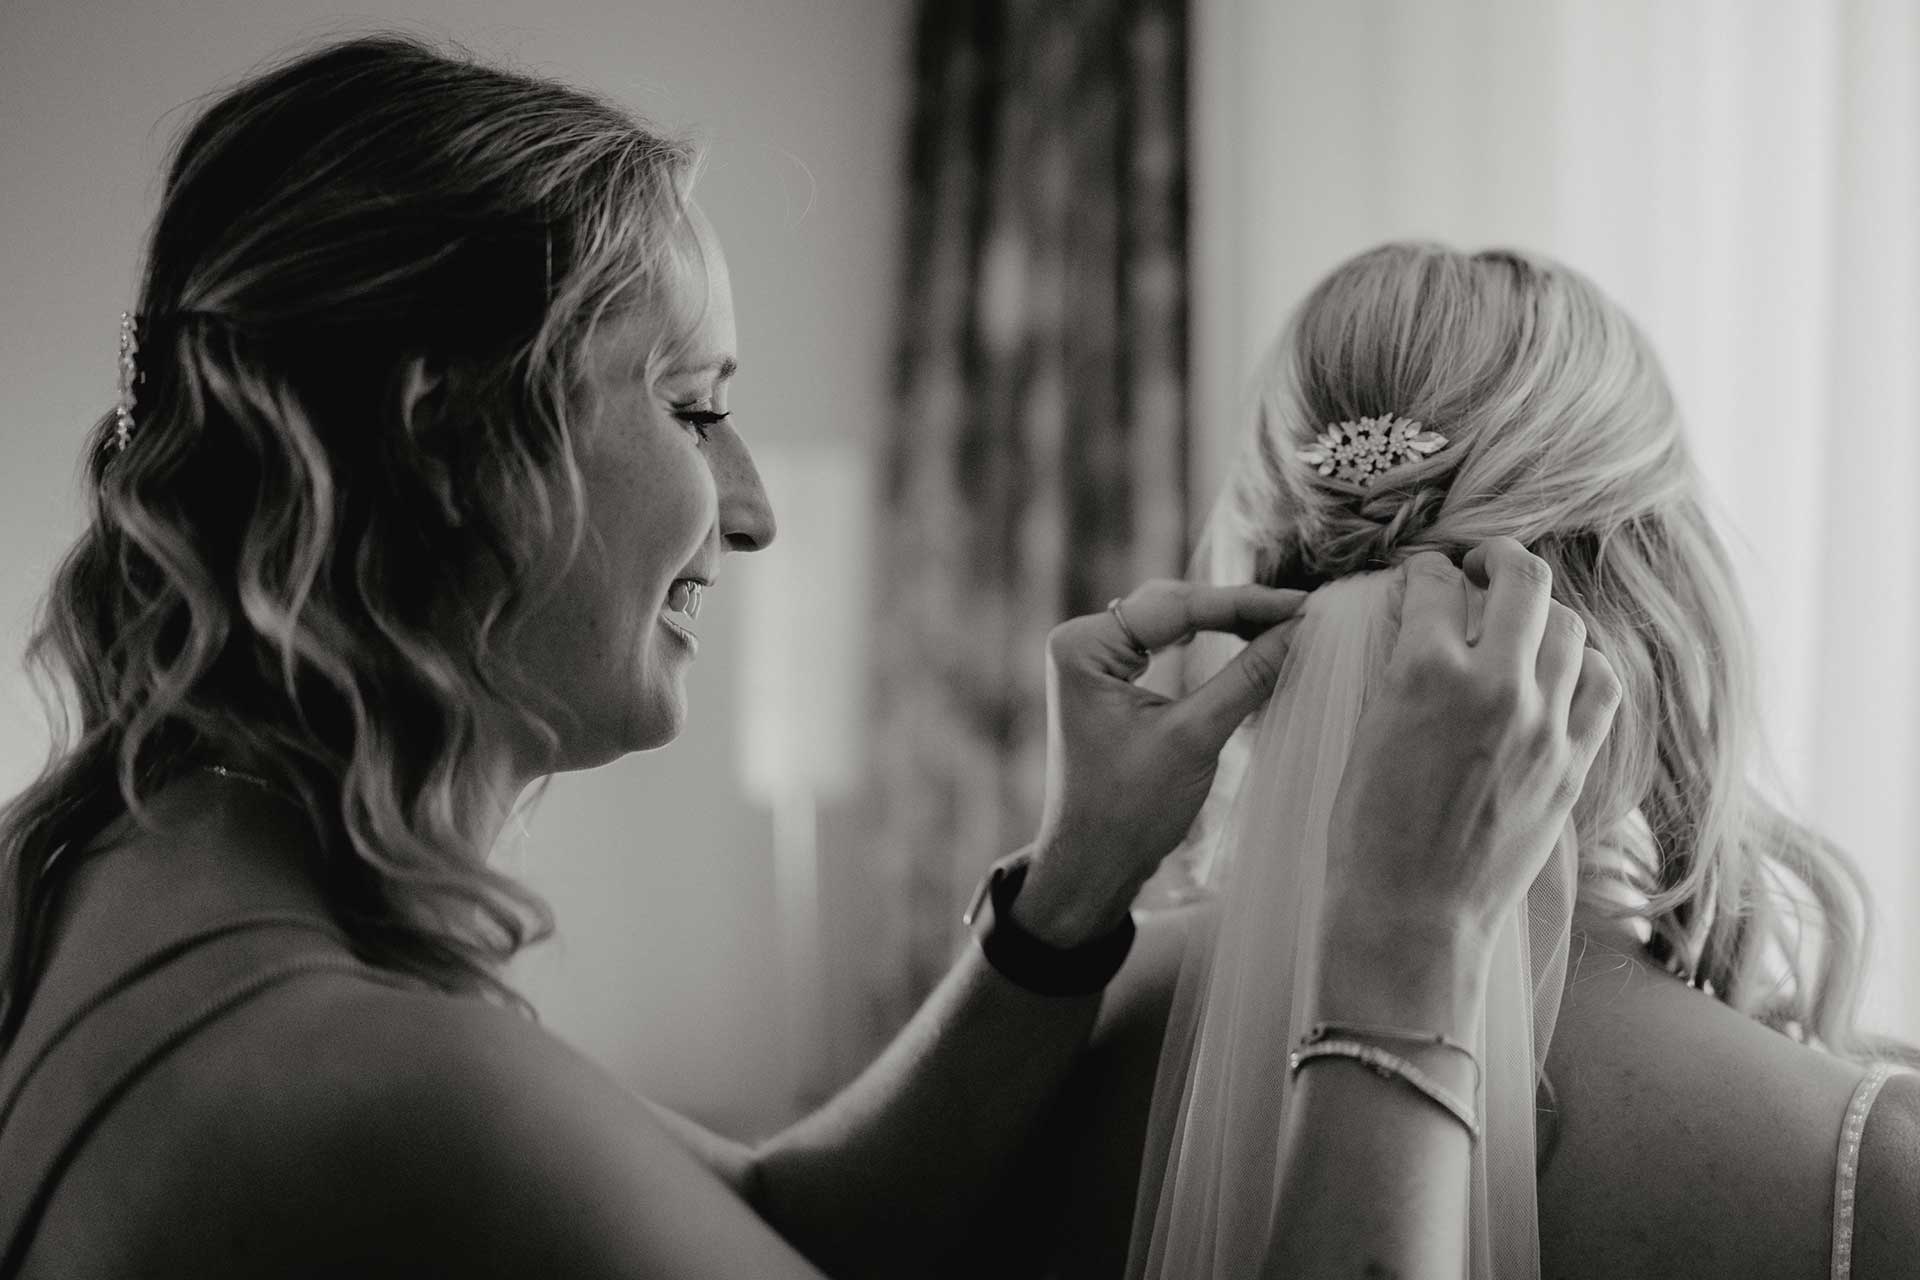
[1011,242,1918,1280]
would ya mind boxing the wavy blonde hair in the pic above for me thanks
[1211,241,1911,1064]
[1,33,709,1040]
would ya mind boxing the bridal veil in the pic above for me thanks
[1124,525,1576,1280]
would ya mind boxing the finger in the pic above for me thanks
[1222,614,1300,643]
[1463,575,1488,647]
[1566,646,1623,770]
[1394,551,1468,661]
[1051,611,1152,684]
[1462,537,1552,667]
[1115,580,1309,652]
[1535,601,1587,723]
[1170,617,1301,749]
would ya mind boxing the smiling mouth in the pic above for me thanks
[661,577,706,644]
[667,578,704,620]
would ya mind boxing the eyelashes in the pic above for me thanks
[673,408,730,443]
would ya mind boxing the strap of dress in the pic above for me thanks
[0,911,343,1140]
[1830,1062,1903,1280]
[0,916,407,1279]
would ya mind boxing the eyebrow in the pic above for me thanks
[665,356,738,382]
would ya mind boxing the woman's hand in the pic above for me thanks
[1013,580,1309,947]
[1270,539,1618,1280]
[1324,539,1620,960]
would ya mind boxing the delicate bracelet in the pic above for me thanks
[1289,1039,1482,1142]
[1301,1021,1483,1096]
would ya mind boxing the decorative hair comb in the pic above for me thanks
[113,311,141,454]
[1297,414,1448,486]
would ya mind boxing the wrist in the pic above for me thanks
[967,854,1137,997]
[1313,900,1491,1043]
[1007,844,1136,949]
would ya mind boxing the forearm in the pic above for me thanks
[748,939,1102,1278]
[1266,911,1489,1280]
[1267,1058,1476,1278]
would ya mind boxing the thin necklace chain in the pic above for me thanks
[199,762,300,806]
[41,764,303,876]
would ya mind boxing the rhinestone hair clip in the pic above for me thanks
[1297,413,1448,486]
[113,311,141,454]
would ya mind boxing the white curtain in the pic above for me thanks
[1192,0,1920,1042]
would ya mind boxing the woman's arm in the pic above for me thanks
[1266,917,1489,1276]
[737,582,1314,1277]
[646,1098,760,1200]
[743,940,1105,1277]
[661,542,1616,1278]
[651,907,1194,1280]
[1263,542,1618,1278]
[973,543,1618,1280]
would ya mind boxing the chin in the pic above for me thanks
[500,671,688,776]
[624,684,689,753]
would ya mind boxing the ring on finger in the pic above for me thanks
[1107,597,1151,660]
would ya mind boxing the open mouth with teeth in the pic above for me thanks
[660,577,705,644]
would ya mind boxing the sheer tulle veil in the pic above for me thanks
[1124,511,1577,1280]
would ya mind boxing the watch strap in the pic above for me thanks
[965,854,1136,996]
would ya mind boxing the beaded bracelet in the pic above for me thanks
[1289,1038,1483,1142]
[1301,1020,1483,1096]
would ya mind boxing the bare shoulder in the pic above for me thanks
[48,972,823,1279]
[1855,1069,1920,1280]
[1538,932,1873,1279]
[254,978,823,1277]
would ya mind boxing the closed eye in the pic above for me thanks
[674,409,730,444]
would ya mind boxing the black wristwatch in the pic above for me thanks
[963,852,1137,997]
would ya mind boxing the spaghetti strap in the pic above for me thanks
[0,910,344,1141]
[0,915,408,1279]
[1829,1062,1904,1280]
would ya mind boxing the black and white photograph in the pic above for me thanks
[1,1,1915,1276]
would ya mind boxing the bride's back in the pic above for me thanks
[1019,905,1917,1280]
[1534,916,1913,1279]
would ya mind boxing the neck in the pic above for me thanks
[87,770,333,908]
[35,750,543,989]
[194,745,537,865]
[1566,903,1681,989]
[35,770,337,987]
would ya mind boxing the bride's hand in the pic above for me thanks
[1324,539,1620,956]
[1011,580,1309,947]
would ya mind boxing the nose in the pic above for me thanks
[710,422,775,552]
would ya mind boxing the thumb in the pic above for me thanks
[1171,619,1297,750]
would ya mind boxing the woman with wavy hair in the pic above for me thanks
[1013,243,1920,1279]
[0,34,1616,1280]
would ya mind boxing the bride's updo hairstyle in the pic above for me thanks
[0,34,707,1040]
[1213,242,1902,1062]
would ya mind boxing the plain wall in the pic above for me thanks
[0,0,908,1137]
